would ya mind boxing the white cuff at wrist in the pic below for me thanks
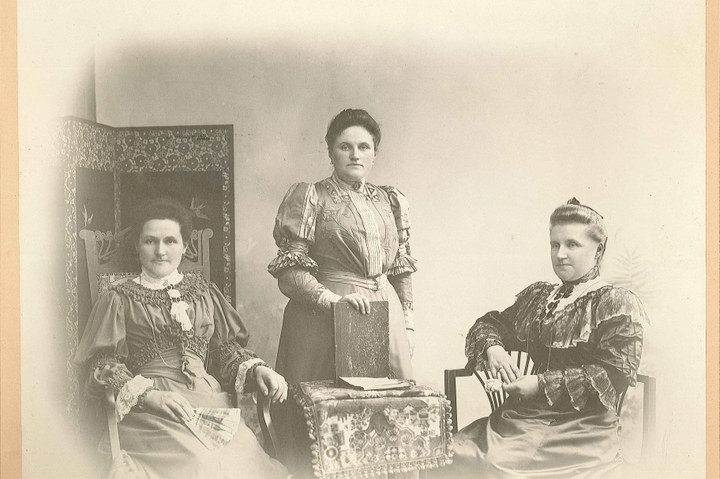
[403,308,415,330]
[234,358,266,396]
[116,375,154,421]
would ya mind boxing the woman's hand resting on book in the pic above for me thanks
[338,293,371,314]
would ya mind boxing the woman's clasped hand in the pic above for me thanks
[485,345,538,399]
[486,344,520,383]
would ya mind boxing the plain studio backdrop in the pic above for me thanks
[18,1,706,477]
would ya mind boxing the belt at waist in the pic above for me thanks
[135,354,208,384]
[316,271,388,292]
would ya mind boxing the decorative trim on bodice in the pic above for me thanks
[325,176,385,276]
[111,274,210,305]
[326,174,381,202]
[513,281,648,349]
[125,323,210,373]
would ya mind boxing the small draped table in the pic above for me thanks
[286,380,454,479]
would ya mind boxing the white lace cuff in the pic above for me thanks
[116,375,154,422]
[316,289,342,310]
[403,308,415,330]
[234,358,266,395]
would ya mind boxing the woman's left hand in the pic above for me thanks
[503,375,540,400]
[254,366,288,403]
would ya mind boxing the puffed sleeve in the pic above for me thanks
[379,185,418,278]
[538,288,646,411]
[74,288,159,421]
[74,290,134,396]
[268,182,319,276]
[379,186,419,330]
[206,283,267,394]
[75,290,127,364]
[267,182,341,309]
[464,282,544,372]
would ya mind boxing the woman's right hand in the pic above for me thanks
[486,345,520,383]
[141,390,195,423]
[338,293,370,314]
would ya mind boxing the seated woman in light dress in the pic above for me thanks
[75,198,288,479]
[438,198,647,478]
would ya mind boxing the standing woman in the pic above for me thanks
[439,198,647,478]
[268,109,417,384]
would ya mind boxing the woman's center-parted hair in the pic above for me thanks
[549,198,608,246]
[325,109,382,152]
[132,197,194,246]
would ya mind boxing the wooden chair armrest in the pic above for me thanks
[636,374,656,461]
[104,389,122,461]
[256,392,278,459]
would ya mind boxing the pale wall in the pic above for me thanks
[19,1,707,477]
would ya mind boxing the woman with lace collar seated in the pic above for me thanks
[439,199,647,478]
[75,198,288,479]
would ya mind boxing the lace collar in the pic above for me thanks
[134,268,184,290]
[513,281,647,348]
[550,276,609,314]
[114,273,209,304]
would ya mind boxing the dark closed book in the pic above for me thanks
[333,301,390,379]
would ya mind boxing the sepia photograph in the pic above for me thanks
[12,1,713,478]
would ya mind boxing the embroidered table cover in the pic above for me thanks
[291,380,453,478]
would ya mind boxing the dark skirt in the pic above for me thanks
[438,396,624,479]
